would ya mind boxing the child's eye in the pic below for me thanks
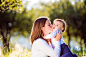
[56,25,58,26]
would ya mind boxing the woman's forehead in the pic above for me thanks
[46,19,51,24]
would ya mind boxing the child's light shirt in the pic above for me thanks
[45,29,64,45]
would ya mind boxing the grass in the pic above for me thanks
[73,50,86,57]
[0,43,86,57]
[0,49,85,57]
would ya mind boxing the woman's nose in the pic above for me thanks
[51,24,53,27]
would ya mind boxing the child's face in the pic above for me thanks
[53,21,64,31]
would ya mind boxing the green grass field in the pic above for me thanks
[0,49,85,57]
[0,43,86,57]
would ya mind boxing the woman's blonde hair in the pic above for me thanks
[30,17,49,44]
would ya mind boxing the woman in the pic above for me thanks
[30,17,62,57]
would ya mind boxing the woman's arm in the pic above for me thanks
[35,38,61,57]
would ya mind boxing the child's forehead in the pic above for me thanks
[54,20,63,24]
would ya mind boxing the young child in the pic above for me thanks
[53,19,66,44]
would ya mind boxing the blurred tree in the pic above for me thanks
[39,0,74,47]
[0,0,33,53]
[37,0,86,48]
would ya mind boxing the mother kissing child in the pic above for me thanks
[30,17,78,57]
[30,17,62,57]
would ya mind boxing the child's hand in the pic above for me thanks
[55,30,62,41]
[58,29,62,35]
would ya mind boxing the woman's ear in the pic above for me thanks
[41,27,44,31]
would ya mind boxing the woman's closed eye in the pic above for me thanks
[48,24,50,26]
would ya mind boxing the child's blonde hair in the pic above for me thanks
[54,19,67,32]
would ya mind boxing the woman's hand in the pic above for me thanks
[55,30,62,41]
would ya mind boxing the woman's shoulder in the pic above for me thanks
[33,38,47,44]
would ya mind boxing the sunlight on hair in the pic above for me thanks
[37,16,50,19]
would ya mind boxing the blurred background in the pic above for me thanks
[0,0,86,57]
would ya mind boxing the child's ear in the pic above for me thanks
[61,27,64,31]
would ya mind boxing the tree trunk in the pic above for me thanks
[81,34,86,49]
[3,36,9,49]
[67,27,71,48]
[1,29,10,54]
[80,39,83,52]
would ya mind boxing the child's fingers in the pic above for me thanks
[59,30,62,35]
[57,29,58,34]
[58,30,61,34]
[57,30,62,36]
[60,33,62,37]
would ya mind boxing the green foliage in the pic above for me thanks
[31,0,86,47]
[0,0,86,54]
[0,0,33,53]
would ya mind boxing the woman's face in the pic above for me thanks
[42,19,53,36]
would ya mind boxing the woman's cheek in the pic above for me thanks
[46,27,51,33]
[49,27,53,32]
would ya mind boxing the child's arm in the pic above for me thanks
[60,36,64,44]
[45,29,57,39]
[45,29,62,39]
